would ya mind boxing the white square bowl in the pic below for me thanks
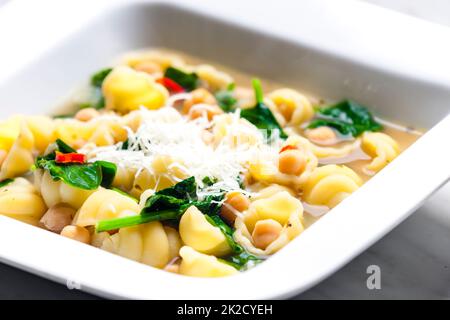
[0,0,449,299]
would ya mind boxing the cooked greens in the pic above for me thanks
[205,214,262,269]
[96,177,224,232]
[240,79,288,139]
[215,83,238,112]
[35,139,117,190]
[79,68,112,110]
[164,67,199,92]
[222,251,263,271]
[91,68,113,88]
[308,100,382,137]
[0,179,14,188]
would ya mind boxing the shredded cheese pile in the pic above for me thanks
[82,106,277,196]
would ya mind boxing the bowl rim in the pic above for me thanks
[0,0,449,300]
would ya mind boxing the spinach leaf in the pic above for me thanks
[78,68,113,110]
[91,68,112,88]
[96,175,259,270]
[206,214,262,270]
[35,139,117,190]
[147,176,197,202]
[205,215,243,254]
[205,215,262,270]
[308,100,382,137]
[0,179,14,188]
[56,139,77,154]
[97,160,117,188]
[36,159,102,190]
[223,252,263,271]
[240,79,288,139]
[96,176,224,232]
[164,67,199,92]
[215,83,237,112]
[202,176,218,187]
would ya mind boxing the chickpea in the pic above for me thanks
[188,104,223,121]
[305,126,337,145]
[40,204,76,233]
[220,191,251,225]
[278,149,307,175]
[182,88,216,114]
[0,150,7,167]
[252,219,283,250]
[75,108,100,122]
[133,61,162,75]
[60,225,91,244]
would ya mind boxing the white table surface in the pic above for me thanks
[0,0,449,299]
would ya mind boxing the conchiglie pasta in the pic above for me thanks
[100,221,180,268]
[267,88,314,126]
[55,117,127,149]
[0,122,34,180]
[234,189,304,256]
[361,132,400,174]
[178,246,238,278]
[129,155,189,197]
[303,164,363,208]
[34,170,95,209]
[0,115,23,151]
[102,66,169,113]
[123,50,186,74]
[249,135,318,190]
[0,178,47,226]
[308,138,362,160]
[194,64,234,91]
[112,165,137,192]
[26,116,57,154]
[179,206,231,257]
[212,113,264,148]
[73,188,139,227]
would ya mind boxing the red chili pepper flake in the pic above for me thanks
[279,145,298,154]
[157,77,185,94]
[55,152,87,164]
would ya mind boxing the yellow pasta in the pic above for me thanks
[0,121,34,180]
[194,64,234,91]
[26,116,57,154]
[100,221,178,268]
[212,113,264,148]
[249,135,318,190]
[303,164,363,208]
[0,178,47,226]
[0,115,24,152]
[103,66,169,113]
[178,246,238,278]
[73,188,139,227]
[34,170,95,209]
[179,206,231,257]
[267,88,314,126]
[55,117,127,149]
[234,189,304,255]
[362,132,400,174]
[123,50,186,74]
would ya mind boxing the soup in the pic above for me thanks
[0,49,421,277]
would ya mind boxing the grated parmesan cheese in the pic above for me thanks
[81,105,281,197]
